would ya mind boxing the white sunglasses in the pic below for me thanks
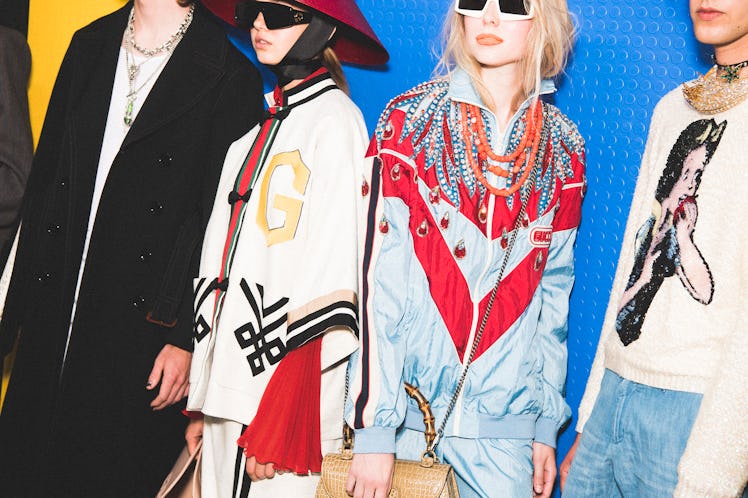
[455,0,534,21]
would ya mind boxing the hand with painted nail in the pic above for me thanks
[147,344,191,410]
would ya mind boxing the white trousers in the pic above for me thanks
[201,415,341,498]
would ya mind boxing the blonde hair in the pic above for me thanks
[436,0,575,110]
[322,47,350,95]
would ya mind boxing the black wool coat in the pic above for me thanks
[0,3,263,496]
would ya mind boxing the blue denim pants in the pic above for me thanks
[564,369,702,497]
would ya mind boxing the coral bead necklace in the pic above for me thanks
[460,101,543,197]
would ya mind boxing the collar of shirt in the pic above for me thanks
[264,68,337,108]
[446,67,556,113]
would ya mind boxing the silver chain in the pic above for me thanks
[432,103,547,451]
[122,4,193,126]
[126,4,194,57]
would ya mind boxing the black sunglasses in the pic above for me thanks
[235,0,313,30]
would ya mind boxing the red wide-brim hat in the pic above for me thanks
[202,0,389,65]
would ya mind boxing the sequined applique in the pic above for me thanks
[440,213,450,229]
[416,220,429,237]
[379,217,389,234]
[361,177,370,197]
[454,239,466,259]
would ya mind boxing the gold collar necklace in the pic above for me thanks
[683,60,748,114]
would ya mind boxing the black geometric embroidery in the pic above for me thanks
[194,316,210,342]
[235,279,289,376]
[193,278,213,343]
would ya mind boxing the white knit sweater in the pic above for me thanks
[576,84,748,497]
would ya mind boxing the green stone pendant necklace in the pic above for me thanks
[714,55,748,84]
[123,5,193,126]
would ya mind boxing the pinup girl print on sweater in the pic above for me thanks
[616,118,725,345]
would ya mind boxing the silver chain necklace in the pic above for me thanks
[126,4,194,57]
[123,4,194,126]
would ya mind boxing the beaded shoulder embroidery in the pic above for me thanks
[374,79,585,213]
[533,103,585,214]
[374,79,466,207]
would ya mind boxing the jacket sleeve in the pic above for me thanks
[534,142,585,447]
[162,58,264,351]
[284,109,366,356]
[347,124,418,454]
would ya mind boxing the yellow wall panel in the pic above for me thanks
[27,0,126,144]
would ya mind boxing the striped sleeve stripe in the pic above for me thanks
[232,425,251,498]
[286,301,358,351]
[354,157,382,428]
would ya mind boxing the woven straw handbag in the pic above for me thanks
[314,383,459,498]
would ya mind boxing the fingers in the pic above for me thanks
[560,432,581,493]
[185,419,203,455]
[559,459,570,492]
[559,452,574,491]
[186,435,199,455]
[149,345,191,410]
[150,371,182,410]
[532,454,544,496]
[245,456,256,480]
[532,443,556,498]
[264,463,276,479]
[146,356,163,392]
[177,382,190,402]
[352,482,378,498]
[346,470,356,496]
[540,459,556,498]
[346,453,394,498]
[245,456,277,481]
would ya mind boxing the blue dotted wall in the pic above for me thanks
[231,1,712,495]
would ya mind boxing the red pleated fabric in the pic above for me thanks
[236,336,323,474]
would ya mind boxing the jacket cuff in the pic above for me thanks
[352,427,397,454]
[163,324,194,352]
[534,417,559,448]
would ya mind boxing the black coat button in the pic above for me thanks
[148,202,164,215]
[131,296,146,309]
[46,224,61,237]
[58,177,69,190]
[36,272,53,283]
[138,250,153,262]
[157,154,172,167]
